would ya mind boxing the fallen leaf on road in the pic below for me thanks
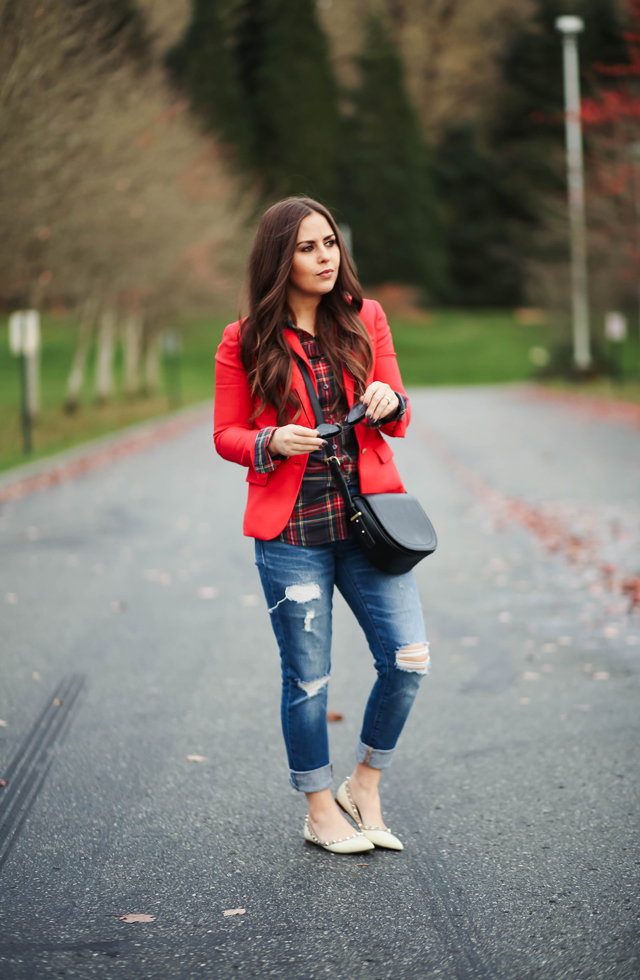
[187,755,206,763]
[32,671,40,680]
[327,711,343,722]
[240,594,259,607]
[5,593,17,604]
[518,697,530,705]
[541,643,557,654]
[119,914,155,923]
[53,698,63,706]
[223,908,245,917]
[593,671,610,680]
[0,779,7,787]
[0,720,7,727]
[558,636,572,646]
[356,863,369,867]
[523,672,540,681]
[196,586,218,599]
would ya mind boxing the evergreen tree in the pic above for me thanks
[165,0,246,150]
[493,0,628,223]
[340,16,445,294]
[435,126,536,306]
[234,0,340,202]
[436,0,629,305]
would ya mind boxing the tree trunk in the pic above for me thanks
[143,328,162,395]
[94,308,117,403]
[123,312,143,397]
[64,297,98,412]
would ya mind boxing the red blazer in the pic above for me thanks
[214,298,411,539]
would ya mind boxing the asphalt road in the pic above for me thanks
[0,385,638,980]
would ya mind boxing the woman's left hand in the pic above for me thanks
[361,382,399,423]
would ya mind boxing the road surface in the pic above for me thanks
[0,385,638,980]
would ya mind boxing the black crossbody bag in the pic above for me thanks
[293,354,437,575]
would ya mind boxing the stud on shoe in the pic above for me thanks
[336,778,404,851]
[303,815,374,854]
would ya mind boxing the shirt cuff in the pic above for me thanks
[254,426,279,474]
[367,392,407,428]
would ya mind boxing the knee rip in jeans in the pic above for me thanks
[297,674,330,698]
[268,583,321,632]
[395,642,430,675]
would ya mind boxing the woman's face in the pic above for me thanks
[288,212,340,299]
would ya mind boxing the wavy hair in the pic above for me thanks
[239,197,373,424]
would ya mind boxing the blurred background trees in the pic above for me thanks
[2,0,633,316]
[0,0,638,467]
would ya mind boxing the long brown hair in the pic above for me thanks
[240,197,373,424]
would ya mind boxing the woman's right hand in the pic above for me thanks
[268,425,326,457]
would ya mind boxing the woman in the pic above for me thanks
[214,197,430,854]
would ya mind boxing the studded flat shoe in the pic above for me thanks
[336,778,404,851]
[303,815,374,854]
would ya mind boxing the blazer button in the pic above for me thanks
[361,447,367,453]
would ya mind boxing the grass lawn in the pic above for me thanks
[1,308,637,474]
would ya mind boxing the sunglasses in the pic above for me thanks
[316,401,367,439]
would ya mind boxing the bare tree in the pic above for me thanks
[0,0,255,409]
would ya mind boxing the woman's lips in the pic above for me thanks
[317,269,334,278]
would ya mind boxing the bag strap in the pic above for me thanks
[292,352,324,427]
[292,352,375,547]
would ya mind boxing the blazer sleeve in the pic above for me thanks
[213,322,262,471]
[371,301,411,438]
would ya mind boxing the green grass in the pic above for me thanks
[0,313,227,474]
[389,309,551,386]
[1,308,637,475]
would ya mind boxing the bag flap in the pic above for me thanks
[358,493,437,552]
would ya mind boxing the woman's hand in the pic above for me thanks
[268,424,326,457]
[361,382,399,423]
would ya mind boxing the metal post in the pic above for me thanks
[632,142,640,353]
[19,351,32,454]
[556,16,591,371]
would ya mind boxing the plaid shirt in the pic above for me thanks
[254,327,407,546]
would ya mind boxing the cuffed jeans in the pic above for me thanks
[255,535,428,793]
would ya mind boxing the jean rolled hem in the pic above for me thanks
[356,738,396,770]
[289,762,333,793]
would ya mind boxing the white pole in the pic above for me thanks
[556,16,591,370]
[632,142,640,345]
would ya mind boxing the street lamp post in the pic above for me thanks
[632,141,640,349]
[556,15,591,371]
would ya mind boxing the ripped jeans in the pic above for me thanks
[255,535,429,793]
